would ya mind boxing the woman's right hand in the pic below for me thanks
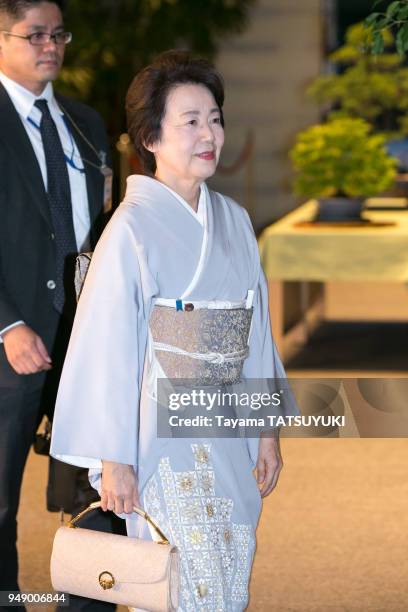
[101,461,140,514]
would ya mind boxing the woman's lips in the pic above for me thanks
[197,151,215,161]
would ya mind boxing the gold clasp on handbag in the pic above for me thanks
[98,570,115,590]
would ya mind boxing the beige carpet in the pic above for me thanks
[17,437,408,612]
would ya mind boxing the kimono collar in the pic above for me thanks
[124,174,207,227]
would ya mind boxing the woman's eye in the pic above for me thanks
[187,119,198,126]
[212,117,222,124]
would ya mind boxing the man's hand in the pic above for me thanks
[101,461,140,514]
[256,434,283,497]
[2,324,52,375]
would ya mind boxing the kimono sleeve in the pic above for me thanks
[240,205,287,382]
[50,207,156,470]
[240,211,299,465]
[243,266,288,381]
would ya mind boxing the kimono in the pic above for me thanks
[50,175,291,612]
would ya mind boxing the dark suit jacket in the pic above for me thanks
[0,83,111,393]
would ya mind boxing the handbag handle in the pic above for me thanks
[68,500,170,545]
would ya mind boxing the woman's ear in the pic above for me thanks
[143,140,157,154]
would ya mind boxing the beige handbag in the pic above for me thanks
[50,501,179,611]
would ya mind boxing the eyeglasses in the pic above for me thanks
[0,31,72,45]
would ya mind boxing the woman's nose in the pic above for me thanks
[200,123,215,142]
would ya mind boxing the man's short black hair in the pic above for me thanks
[0,0,65,24]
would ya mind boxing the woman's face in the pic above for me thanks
[150,82,224,185]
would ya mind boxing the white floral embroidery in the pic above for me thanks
[143,443,256,611]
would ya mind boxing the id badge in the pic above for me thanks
[100,165,113,213]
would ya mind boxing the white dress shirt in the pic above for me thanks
[0,71,91,340]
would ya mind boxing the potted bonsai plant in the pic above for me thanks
[290,117,397,221]
[307,22,408,137]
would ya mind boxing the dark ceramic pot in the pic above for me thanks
[316,197,364,222]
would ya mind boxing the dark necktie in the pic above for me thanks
[34,99,77,313]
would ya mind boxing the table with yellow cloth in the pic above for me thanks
[258,199,408,355]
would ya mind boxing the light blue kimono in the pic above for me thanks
[50,175,291,611]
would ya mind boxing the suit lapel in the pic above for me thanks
[0,83,52,229]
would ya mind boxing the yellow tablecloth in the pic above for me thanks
[259,199,408,282]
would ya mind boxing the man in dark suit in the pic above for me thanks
[0,0,124,608]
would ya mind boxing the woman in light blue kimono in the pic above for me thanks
[51,51,296,611]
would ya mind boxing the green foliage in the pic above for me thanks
[366,1,408,55]
[58,0,255,139]
[307,21,408,136]
[290,118,397,198]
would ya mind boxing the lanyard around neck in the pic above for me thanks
[26,113,86,174]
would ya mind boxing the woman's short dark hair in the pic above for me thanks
[126,49,225,175]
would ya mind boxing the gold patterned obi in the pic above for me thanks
[149,296,254,386]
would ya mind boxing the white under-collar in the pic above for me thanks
[0,71,60,121]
